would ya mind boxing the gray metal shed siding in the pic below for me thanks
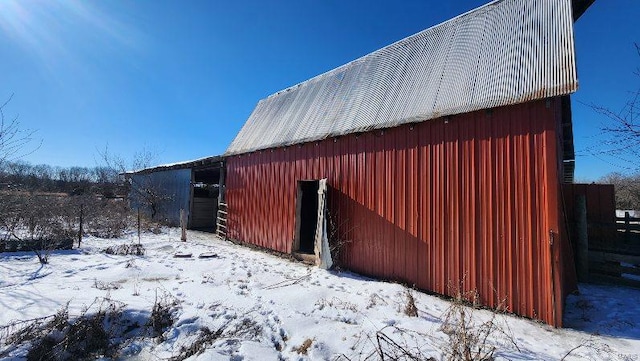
[129,168,191,226]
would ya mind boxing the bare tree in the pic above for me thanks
[0,94,39,165]
[98,146,173,223]
[0,95,45,259]
[589,43,640,171]
[599,172,640,210]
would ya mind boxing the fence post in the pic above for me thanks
[625,211,631,243]
[137,208,141,245]
[180,208,187,242]
[78,203,84,248]
[576,195,589,282]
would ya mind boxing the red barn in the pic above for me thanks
[223,0,594,326]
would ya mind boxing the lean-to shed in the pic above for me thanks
[224,0,594,326]
[126,156,225,230]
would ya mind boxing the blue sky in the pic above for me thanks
[0,0,637,181]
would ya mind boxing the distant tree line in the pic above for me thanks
[0,160,135,258]
[599,172,640,210]
[0,95,162,261]
[0,160,127,197]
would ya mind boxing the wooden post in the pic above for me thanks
[625,211,631,243]
[576,195,589,282]
[78,203,84,248]
[137,208,141,245]
[218,162,226,203]
[180,208,187,242]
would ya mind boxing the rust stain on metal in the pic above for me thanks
[226,98,576,327]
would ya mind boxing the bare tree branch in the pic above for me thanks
[586,43,640,171]
[97,145,173,222]
[0,94,41,165]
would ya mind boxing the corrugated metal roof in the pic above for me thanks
[126,155,224,175]
[226,0,579,156]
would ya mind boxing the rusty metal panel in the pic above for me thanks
[226,98,574,326]
[226,0,579,156]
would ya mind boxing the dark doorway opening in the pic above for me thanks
[298,180,319,254]
[190,167,220,232]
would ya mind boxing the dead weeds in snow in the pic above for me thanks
[93,278,123,291]
[559,336,630,361]
[439,291,499,361]
[148,291,179,342]
[168,309,264,361]
[336,325,439,361]
[366,293,388,309]
[0,298,128,360]
[169,326,224,361]
[103,243,145,256]
[293,338,314,355]
[403,288,418,317]
[1,307,69,351]
[338,284,526,361]
[0,290,183,360]
[316,297,358,312]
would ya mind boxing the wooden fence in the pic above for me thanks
[563,184,640,288]
[587,212,640,288]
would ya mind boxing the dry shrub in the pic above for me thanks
[339,283,518,361]
[103,243,145,256]
[0,193,76,264]
[293,338,313,355]
[1,300,126,361]
[376,329,437,361]
[315,297,358,312]
[168,313,262,361]
[326,210,356,269]
[169,327,223,361]
[439,288,504,361]
[403,289,418,317]
[1,295,188,360]
[30,312,110,359]
[366,293,388,309]
[560,337,621,361]
[148,293,178,342]
[1,308,68,351]
[225,316,263,339]
[342,326,437,361]
[135,214,166,235]
[93,279,122,291]
[0,193,133,264]
[85,198,132,238]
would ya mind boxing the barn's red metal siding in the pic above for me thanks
[226,98,576,327]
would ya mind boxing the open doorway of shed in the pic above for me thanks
[190,167,220,232]
[293,179,332,269]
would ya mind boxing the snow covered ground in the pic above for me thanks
[1,229,639,360]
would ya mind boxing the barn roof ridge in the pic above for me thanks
[226,0,591,156]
